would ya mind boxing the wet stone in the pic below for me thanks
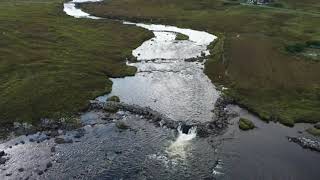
[0,157,7,165]
[0,150,5,157]
[51,146,56,153]
[46,162,53,169]
[314,123,320,129]
[74,129,85,139]
[35,169,44,175]
[288,137,320,152]
[115,151,122,155]
[18,168,24,172]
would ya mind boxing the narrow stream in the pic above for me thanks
[0,0,319,180]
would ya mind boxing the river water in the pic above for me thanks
[0,0,319,179]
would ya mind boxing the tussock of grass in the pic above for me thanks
[175,33,189,40]
[239,118,255,131]
[306,127,320,136]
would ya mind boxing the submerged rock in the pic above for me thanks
[288,137,320,152]
[54,137,73,144]
[116,120,130,130]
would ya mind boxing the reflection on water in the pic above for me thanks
[97,30,220,124]
[215,105,320,180]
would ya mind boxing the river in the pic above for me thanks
[0,0,319,179]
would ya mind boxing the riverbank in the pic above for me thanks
[80,0,320,126]
[0,0,152,127]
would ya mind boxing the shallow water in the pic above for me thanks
[96,24,220,123]
[0,1,319,179]
[216,106,320,180]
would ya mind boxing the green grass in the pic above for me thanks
[175,33,189,40]
[0,0,152,125]
[239,118,255,131]
[81,0,320,126]
[306,127,320,136]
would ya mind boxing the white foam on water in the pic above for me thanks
[166,126,197,159]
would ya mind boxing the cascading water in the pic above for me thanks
[166,126,197,159]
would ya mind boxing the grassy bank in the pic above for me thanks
[0,0,152,125]
[81,0,320,126]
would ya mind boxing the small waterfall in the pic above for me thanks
[166,126,197,159]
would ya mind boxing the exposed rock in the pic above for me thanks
[18,168,24,172]
[74,129,85,139]
[0,150,5,157]
[314,123,320,129]
[107,96,120,102]
[288,137,320,152]
[0,157,7,165]
[35,169,44,175]
[51,146,56,153]
[104,103,119,113]
[180,124,193,134]
[89,96,235,138]
[115,151,122,154]
[46,162,53,169]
